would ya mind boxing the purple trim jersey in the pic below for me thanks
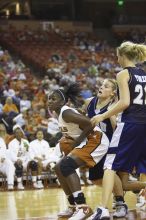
[119,67,146,124]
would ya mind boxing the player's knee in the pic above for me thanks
[15,163,23,177]
[29,161,38,171]
[60,156,78,177]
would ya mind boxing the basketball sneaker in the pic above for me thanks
[8,184,14,190]
[33,182,40,189]
[113,203,128,218]
[88,207,110,220]
[17,182,25,190]
[37,180,44,189]
[136,188,146,211]
[136,189,146,208]
[57,205,76,218]
[68,205,93,220]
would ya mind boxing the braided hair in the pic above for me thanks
[55,83,81,106]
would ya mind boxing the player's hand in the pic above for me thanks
[91,114,104,126]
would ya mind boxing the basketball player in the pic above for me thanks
[85,79,133,218]
[0,123,15,190]
[85,78,117,186]
[48,83,109,220]
[90,41,146,219]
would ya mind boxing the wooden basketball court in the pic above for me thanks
[0,185,145,220]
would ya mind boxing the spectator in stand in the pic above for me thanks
[47,115,62,147]
[13,107,28,129]
[49,79,60,91]
[24,109,39,141]
[51,51,62,62]
[20,94,31,113]
[31,95,45,111]
[67,50,78,62]
[3,96,19,117]
[80,84,93,99]
[3,86,16,99]
[36,108,48,131]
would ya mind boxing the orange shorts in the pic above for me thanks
[60,136,75,156]
[72,130,109,168]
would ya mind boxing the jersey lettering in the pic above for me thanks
[133,84,146,105]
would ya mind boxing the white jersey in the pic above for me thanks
[0,137,7,163]
[29,139,51,160]
[58,105,83,140]
[8,138,30,163]
[0,137,15,186]
[58,106,110,165]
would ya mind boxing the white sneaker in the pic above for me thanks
[8,184,14,190]
[136,195,145,208]
[17,182,25,190]
[88,207,110,220]
[136,189,146,211]
[56,179,60,186]
[33,182,40,189]
[80,179,85,185]
[113,203,128,218]
[37,180,44,189]
[129,174,138,181]
[58,206,76,217]
[86,179,93,185]
[68,205,93,220]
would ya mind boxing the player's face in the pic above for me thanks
[36,130,44,141]
[117,51,124,67]
[98,80,114,99]
[48,92,63,112]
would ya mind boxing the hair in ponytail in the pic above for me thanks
[117,41,146,63]
[55,83,81,106]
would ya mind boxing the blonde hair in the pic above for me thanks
[107,78,118,93]
[117,41,146,63]
[104,78,118,102]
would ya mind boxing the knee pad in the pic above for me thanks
[15,163,23,177]
[60,156,78,177]
[29,161,38,171]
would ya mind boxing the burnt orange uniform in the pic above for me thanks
[59,106,109,167]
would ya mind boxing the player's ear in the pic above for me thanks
[60,98,66,106]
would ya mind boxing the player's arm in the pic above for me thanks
[62,109,93,148]
[107,102,117,130]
